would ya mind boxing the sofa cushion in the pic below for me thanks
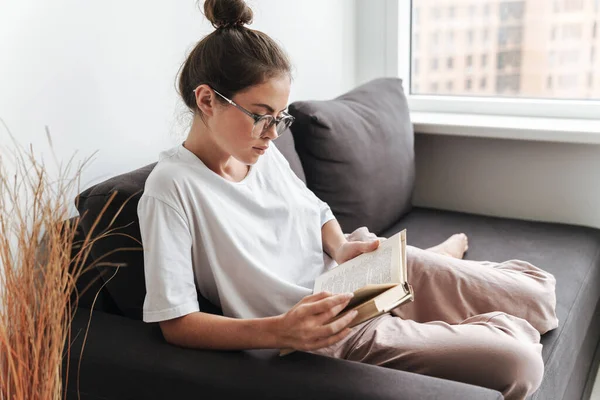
[381,207,600,400]
[75,163,157,320]
[66,308,504,400]
[288,77,415,235]
[275,128,306,184]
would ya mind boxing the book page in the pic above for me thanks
[314,230,405,294]
[316,247,392,294]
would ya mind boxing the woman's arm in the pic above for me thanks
[321,219,348,264]
[160,312,281,350]
[322,221,381,265]
[159,292,357,351]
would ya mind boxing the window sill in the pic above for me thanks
[411,112,600,145]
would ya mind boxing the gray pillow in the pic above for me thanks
[274,128,306,184]
[288,77,415,235]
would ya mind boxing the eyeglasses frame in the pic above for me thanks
[193,86,295,138]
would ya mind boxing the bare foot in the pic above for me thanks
[426,233,469,259]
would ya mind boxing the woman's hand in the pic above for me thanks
[333,240,380,264]
[345,226,387,244]
[274,291,358,351]
[334,226,387,265]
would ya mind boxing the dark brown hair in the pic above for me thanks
[178,0,292,114]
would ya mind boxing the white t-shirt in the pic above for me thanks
[138,142,336,323]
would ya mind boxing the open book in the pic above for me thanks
[279,229,413,356]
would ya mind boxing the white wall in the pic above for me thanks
[0,0,356,215]
[413,135,600,230]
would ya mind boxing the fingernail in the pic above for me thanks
[345,292,354,298]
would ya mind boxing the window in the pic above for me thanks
[496,74,521,93]
[499,26,524,47]
[413,59,419,75]
[499,2,525,22]
[447,31,455,48]
[403,0,600,119]
[497,50,522,70]
[469,4,477,18]
[483,29,490,44]
[432,31,440,48]
[430,82,439,92]
[466,55,473,67]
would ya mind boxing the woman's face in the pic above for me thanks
[210,75,291,165]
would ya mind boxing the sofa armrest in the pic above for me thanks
[64,309,502,400]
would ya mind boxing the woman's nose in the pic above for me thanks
[262,121,279,140]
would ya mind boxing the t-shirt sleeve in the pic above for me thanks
[316,196,335,227]
[271,144,336,227]
[138,195,200,323]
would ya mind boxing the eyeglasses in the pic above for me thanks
[211,88,295,139]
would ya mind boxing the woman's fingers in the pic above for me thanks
[308,293,354,315]
[305,327,354,351]
[312,309,358,341]
[301,291,332,304]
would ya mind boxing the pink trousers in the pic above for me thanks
[310,245,559,400]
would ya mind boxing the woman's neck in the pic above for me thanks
[183,118,249,182]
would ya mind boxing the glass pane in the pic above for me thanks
[410,0,600,100]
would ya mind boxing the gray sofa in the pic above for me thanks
[64,78,600,399]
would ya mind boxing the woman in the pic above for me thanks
[137,1,558,399]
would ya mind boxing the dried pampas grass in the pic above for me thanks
[0,126,125,400]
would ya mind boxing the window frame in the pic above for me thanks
[396,0,600,120]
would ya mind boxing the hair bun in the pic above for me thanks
[203,0,253,29]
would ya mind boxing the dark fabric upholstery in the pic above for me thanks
[288,77,415,235]
[381,207,600,400]
[68,217,120,314]
[75,163,156,320]
[274,128,306,184]
[64,308,502,400]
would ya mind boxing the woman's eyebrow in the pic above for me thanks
[252,103,288,114]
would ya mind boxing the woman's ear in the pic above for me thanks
[193,84,216,117]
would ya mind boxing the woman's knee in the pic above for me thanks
[492,342,544,399]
